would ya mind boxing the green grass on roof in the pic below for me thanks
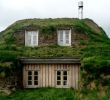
[0,18,110,87]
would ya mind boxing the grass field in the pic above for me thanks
[0,88,110,100]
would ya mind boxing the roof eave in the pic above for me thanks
[19,57,81,64]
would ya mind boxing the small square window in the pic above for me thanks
[34,76,38,80]
[58,30,71,46]
[28,76,32,80]
[57,81,61,85]
[57,76,61,80]
[57,71,61,75]
[63,81,67,85]
[63,71,67,75]
[28,71,32,75]
[25,31,38,47]
[56,70,69,87]
[34,71,38,75]
[28,81,32,85]
[34,81,38,85]
[63,76,67,80]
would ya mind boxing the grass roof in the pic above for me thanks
[0,18,110,86]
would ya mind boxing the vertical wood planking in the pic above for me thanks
[68,64,71,87]
[48,64,49,87]
[53,64,55,87]
[74,65,76,89]
[39,64,41,87]
[44,64,47,87]
[70,65,72,88]
[40,64,43,87]
[75,65,77,89]
[41,64,43,87]
[78,65,80,88]
[45,64,46,87]
[50,64,52,87]
[47,64,49,87]
[71,65,73,88]
[23,63,80,89]
[45,64,48,87]
[78,65,80,89]
[48,64,51,87]
[51,64,54,87]
[42,64,44,87]
[73,65,75,88]
[75,65,78,89]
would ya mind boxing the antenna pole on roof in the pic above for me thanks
[78,1,83,19]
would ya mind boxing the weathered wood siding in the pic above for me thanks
[23,64,80,89]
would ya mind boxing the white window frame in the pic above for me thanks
[25,31,39,47]
[57,30,71,46]
[26,70,40,88]
[56,70,69,88]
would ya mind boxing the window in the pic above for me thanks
[57,71,61,85]
[28,71,32,85]
[34,71,38,85]
[56,70,68,87]
[25,31,38,47]
[57,30,71,46]
[27,70,39,87]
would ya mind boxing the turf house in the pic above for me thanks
[0,18,110,90]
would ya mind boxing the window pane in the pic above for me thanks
[65,30,69,34]
[28,81,32,85]
[59,31,63,42]
[34,71,38,75]
[57,81,61,85]
[63,76,67,80]
[27,32,32,45]
[63,71,67,75]
[28,36,31,45]
[26,31,38,46]
[28,76,32,80]
[63,81,67,85]
[57,71,61,75]
[66,40,69,44]
[34,76,38,80]
[65,31,69,44]
[34,81,38,85]
[33,35,37,45]
[65,33,69,38]
[57,76,61,80]
[28,71,32,75]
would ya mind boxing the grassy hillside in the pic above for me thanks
[0,18,110,89]
[0,88,110,100]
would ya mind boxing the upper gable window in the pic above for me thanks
[25,31,38,47]
[57,30,71,46]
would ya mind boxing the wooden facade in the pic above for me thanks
[21,58,80,89]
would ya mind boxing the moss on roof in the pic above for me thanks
[0,18,109,59]
[0,18,107,36]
